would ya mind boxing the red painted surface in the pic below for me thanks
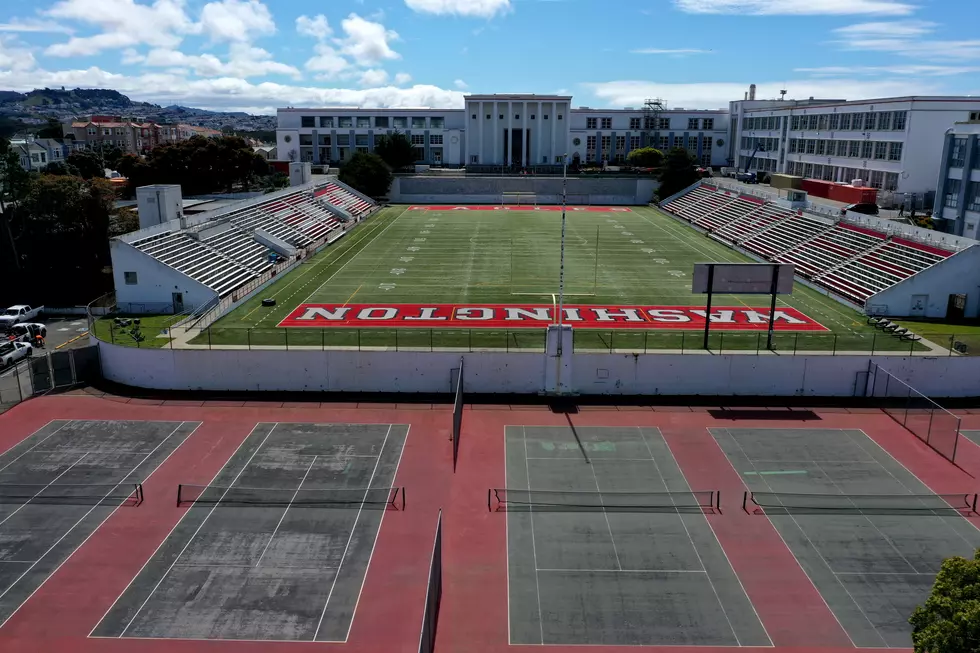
[839,222,886,239]
[279,303,829,331]
[407,205,632,212]
[892,236,953,257]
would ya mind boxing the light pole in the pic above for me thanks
[557,154,568,331]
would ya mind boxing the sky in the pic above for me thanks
[0,0,978,115]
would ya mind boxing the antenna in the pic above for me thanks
[779,90,787,101]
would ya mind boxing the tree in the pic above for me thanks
[36,118,65,140]
[42,161,76,176]
[0,138,31,208]
[66,149,106,180]
[910,549,980,653]
[374,131,415,170]
[627,147,664,168]
[655,147,701,201]
[338,152,393,198]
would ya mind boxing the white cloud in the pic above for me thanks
[631,48,711,55]
[337,13,399,65]
[0,36,37,72]
[796,65,980,77]
[359,68,389,87]
[141,43,299,78]
[832,20,936,37]
[0,18,73,33]
[44,0,198,56]
[305,42,351,79]
[199,0,276,43]
[404,0,511,18]
[296,14,331,39]
[454,78,468,89]
[585,79,940,110]
[121,47,144,64]
[394,72,412,85]
[673,0,915,15]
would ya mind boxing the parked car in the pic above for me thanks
[0,305,43,330]
[0,341,32,368]
[841,202,879,216]
[735,171,757,184]
[6,323,46,343]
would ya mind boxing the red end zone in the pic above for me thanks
[279,304,828,331]
[408,205,632,212]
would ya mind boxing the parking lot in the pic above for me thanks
[0,316,92,412]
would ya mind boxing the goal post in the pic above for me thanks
[501,192,537,207]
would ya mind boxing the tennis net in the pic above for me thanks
[0,482,143,506]
[744,491,978,514]
[177,484,405,510]
[490,488,719,512]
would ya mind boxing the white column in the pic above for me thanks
[522,103,529,165]
[493,102,499,165]
[536,101,542,165]
[506,100,512,167]
[478,102,484,164]
[550,102,557,162]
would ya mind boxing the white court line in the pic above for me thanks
[537,568,707,573]
[313,423,393,641]
[0,420,196,631]
[342,424,409,643]
[0,420,72,474]
[118,423,279,637]
[174,562,338,571]
[22,450,159,456]
[505,427,512,645]
[0,452,90,528]
[524,456,656,461]
[584,451,623,571]
[521,426,546,645]
[715,427,861,647]
[833,571,935,576]
[254,456,318,568]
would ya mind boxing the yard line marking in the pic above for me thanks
[254,455,318,568]
[118,423,279,637]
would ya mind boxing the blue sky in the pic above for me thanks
[0,0,977,114]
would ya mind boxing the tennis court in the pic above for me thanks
[0,419,198,627]
[962,430,980,447]
[501,425,771,646]
[93,421,408,642]
[712,427,980,648]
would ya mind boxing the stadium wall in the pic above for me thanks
[867,244,980,318]
[110,240,217,312]
[389,176,658,205]
[96,341,980,397]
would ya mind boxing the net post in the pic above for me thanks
[972,493,977,514]
[488,488,491,512]
[136,483,143,505]
[401,487,406,511]
[176,484,182,507]
[742,491,749,513]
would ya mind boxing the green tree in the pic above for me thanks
[36,118,65,140]
[910,549,980,653]
[374,131,415,170]
[627,147,664,168]
[66,149,106,179]
[43,161,78,176]
[0,138,31,208]
[655,147,701,201]
[338,152,393,198]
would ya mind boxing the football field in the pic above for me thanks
[201,205,918,352]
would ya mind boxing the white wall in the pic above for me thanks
[868,245,980,318]
[98,340,980,397]
[110,240,217,311]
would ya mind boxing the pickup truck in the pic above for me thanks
[6,323,46,343]
[0,306,43,330]
[0,342,32,368]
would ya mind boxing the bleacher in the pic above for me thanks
[315,182,374,217]
[129,230,259,297]
[662,182,956,306]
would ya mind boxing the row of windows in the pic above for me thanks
[947,137,980,169]
[789,110,907,133]
[742,116,782,131]
[738,156,778,172]
[300,115,447,130]
[585,117,715,131]
[787,138,903,161]
[785,162,899,191]
[302,132,446,147]
[740,137,780,152]
[944,180,980,212]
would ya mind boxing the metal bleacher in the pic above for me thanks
[663,182,955,306]
[129,230,259,297]
[315,182,374,217]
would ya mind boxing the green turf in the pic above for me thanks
[195,205,937,353]
[92,314,182,348]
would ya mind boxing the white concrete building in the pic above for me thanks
[935,118,980,239]
[729,94,980,200]
[276,94,730,169]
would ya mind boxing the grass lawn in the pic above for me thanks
[186,204,943,353]
[92,313,183,348]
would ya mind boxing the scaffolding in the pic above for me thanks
[642,98,667,151]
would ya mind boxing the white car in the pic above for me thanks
[0,342,32,368]
[0,305,43,330]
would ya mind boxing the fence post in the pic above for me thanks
[756,332,761,355]
[832,334,837,356]
[394,330,399,351]
[719,332,724,354]
[949,335,955,357]
[285,328,289,351]
[681,331,685,354]
[871,332,876,356]
[644,331,648,354]
[794,333,799,355]
[321,329,325,351]
[610,330,614,353]
[246,328,250,350]
[208,327,212,350]
[909,336,914,356]
[357,329,361,351]
[15,362,23,403]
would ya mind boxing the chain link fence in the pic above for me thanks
[0,346,101,413]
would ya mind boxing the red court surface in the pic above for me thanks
[1,392,980,652]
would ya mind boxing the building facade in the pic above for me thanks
[276,94,730,168]
[935,119,980,239]
[64,118,221,155]
[730,95,980,197]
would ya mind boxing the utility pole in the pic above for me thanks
[557,154,568,333]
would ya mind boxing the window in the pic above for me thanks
[544,114,549,120]
[829,114,840,130]
[411,134,425,145]
[486,114,491,120]
[411,147,424,161]
[629,118,641,130]
[615,136,625,151]
[878,112,891,131]
[788,139,798,153]
[375,117,388,128]
[816,140,826,155]
[703,136,712,148]
[945,179,962,208]
[950,138,967,167]
[471,114,477,120]
[412,117,426,129]
[124,271,138,285]
[688,118,699,130]
[499,114,504,120]
[862,113,874,130]
[393,117,408,128]
[356,117,370,128]
[629,136,640,150]
[586,136,597,150]
[430,117,444,129]
[849,141,861,157]
[659,136,669,149]
[320,135,331,146]
[873,142,887,159]
[968,182,980,212]
[514,114,520,120]
[586,118,597,129]
[339,117,353,128]
[558,114,563,120]
[556,155,564,163]
[861,141,873,158]
[837,140,849,156]
[601,136,611,151]
[805,139,816,154]
[102,128,111,135]
[884,173,899,191]
[703,118,714,130]
[299,134,314,145]
[791,115,801,131]
[336,134,349,146]
[355,135,368,146]
[471,155,479,163]
[301,116,315,128]
[807,115,818,130]
[320,116,333,128]
[888,142,903,161]
[818,115,828,131]
[430,134,443,145]
[893,111,907,130]
[971,111,980,122]
[840,113,852,130]
[531,115,535,120]
[87,127,96,135]
[657,118,670,130]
